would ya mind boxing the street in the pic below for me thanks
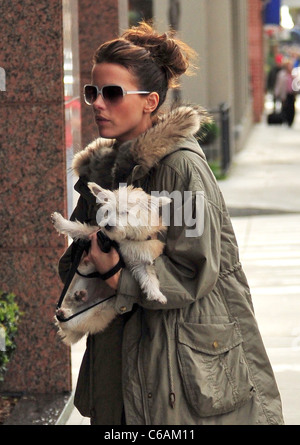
[219,97,300,424]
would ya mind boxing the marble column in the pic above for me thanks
[78,0,120,148]
[0,0,71,393]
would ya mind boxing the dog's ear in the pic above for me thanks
[88,182,103,197]
[88,182,112,204]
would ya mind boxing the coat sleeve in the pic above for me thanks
[114,155,223,312]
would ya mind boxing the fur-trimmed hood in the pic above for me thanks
[72,105,208,190]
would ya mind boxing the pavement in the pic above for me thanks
[57,96,300,426]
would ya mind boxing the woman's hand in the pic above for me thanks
[86,232,121,290]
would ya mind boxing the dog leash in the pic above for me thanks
[56,232,124,323]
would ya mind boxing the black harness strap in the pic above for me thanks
[56,232,125,322]
[76,256,124,281]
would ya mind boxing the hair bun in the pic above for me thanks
[122,22,196,87]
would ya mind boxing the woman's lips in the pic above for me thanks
[95,115,110,124]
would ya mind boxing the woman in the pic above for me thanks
[58,23,284,425]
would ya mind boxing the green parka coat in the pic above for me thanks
[58,106,284,425]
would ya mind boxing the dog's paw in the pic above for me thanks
[51,212,61,225]
[146,291,167,305]
[51,212,65,232]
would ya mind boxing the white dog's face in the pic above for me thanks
[88,183,171,242]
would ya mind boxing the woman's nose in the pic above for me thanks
[93,93,106,109]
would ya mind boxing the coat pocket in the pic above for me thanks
[177,321,254,417]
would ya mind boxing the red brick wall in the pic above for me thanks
[248,0,265,122]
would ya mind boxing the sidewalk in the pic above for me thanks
[218,96,300,425]
[58,97,300,425]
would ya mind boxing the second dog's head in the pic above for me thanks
[88,182,171,242]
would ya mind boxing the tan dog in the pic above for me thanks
[52,183,171,344]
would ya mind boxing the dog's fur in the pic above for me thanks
[52,183,171,344]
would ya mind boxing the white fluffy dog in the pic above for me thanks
[52,183,171,344]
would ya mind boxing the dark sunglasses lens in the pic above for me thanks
[102,86,124,102]
[85,86,97,104]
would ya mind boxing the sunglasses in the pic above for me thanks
[84,84,150,105]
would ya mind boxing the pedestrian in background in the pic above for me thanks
[267,53,283,108]
[275,60,297,127]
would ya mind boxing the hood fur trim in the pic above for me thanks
[72,105,209,185]
[129,105,207,169]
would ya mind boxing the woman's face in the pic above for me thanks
[91,63,155,142]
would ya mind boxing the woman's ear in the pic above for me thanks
[144,92,159,114]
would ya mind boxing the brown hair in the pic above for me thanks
[93,22,197,111]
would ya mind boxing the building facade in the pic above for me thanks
[0,0,121,394]
[154,0,263,153]
[0,0,265,395]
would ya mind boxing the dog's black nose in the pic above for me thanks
[104,223,112,231]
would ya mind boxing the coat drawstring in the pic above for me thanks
[163,313,176,409]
